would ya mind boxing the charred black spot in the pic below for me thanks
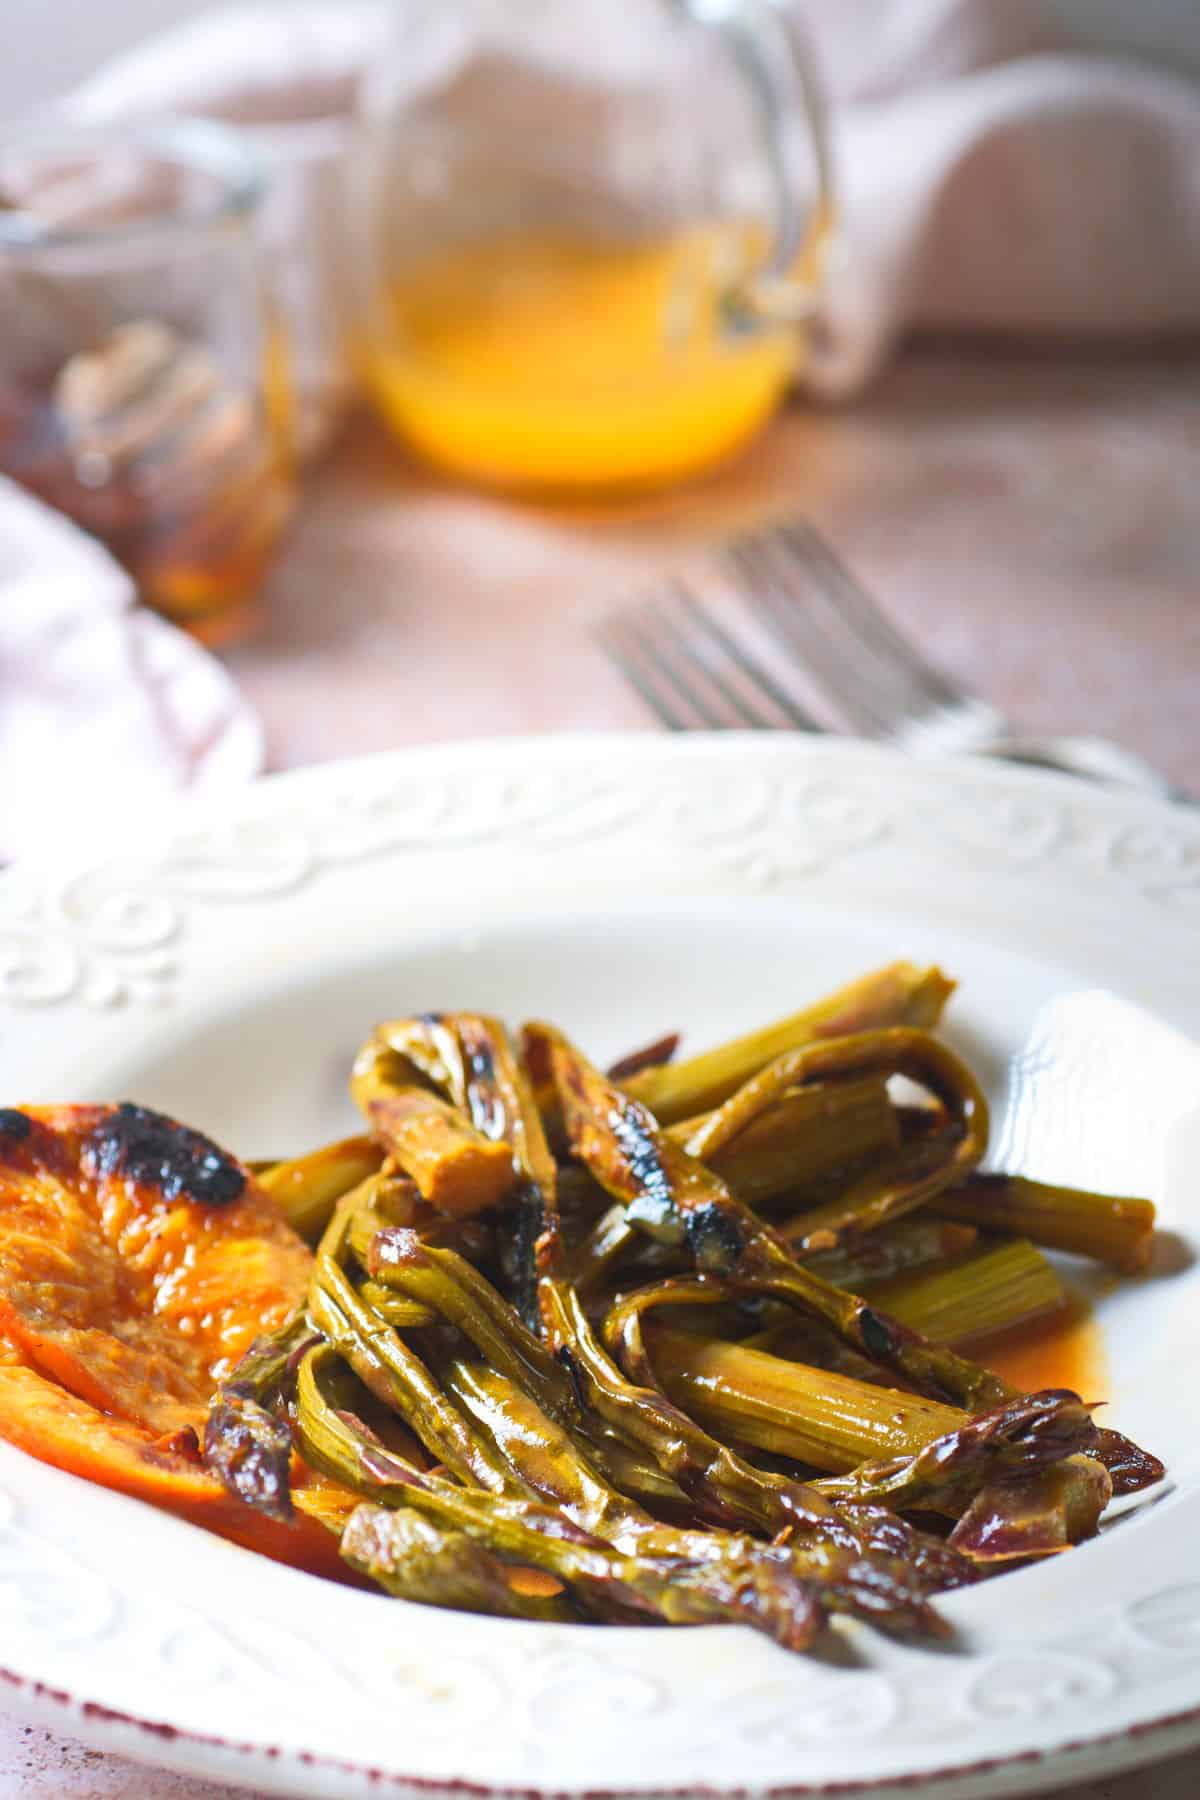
[859,1307,897,1361]
[607,1102,678,1206]
[964,1171,1007,1196]
[0,1109,32,1141]
[417,1011,444,1029]
[556,1343,589,1414]
[86,1103,245,1207]
[683,1203,748,1274]
[458,1024,506,1137]
[504,1182,546,1335]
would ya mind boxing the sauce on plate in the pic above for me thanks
[972,1291,1108,1401]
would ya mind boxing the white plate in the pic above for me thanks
[1,732,1199,1800]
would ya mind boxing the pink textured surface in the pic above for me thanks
[229,348,1200,794]
[1,1715,1199,1800]
[3,346,1196,1798]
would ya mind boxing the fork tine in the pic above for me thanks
[596,614,693,731]
[728,533,897,735]
[598,581,820,735]
[652,586,776,730]
[778,521,960,708]
[599,609,729,730]
[729,530,937,735]
[668,583,820,732]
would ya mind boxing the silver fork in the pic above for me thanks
[598,520,1183,801]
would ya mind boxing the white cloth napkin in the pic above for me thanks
[0,478,263,863]
[793,0,1200,391]
[64,0,1200,399]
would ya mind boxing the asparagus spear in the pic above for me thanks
[437,1352,653,1543]
[813,1389,1099,1512]
[203,1313,318,1520]
[670,1076,900,1208]
[650,1327,1107,1545]
[948,1455,1113,1561]
[868,1238,1068,1346]
[353,1012,861,1561]
[355,1279,436,1331]
[683,1030,988,1246]
[359,1088,515,1218]
[602,1276,760,1389]
[565,1202,640,1293]
[819,1395,1111,1563]
[256,1136,384,1241]
[359,1013,559,1328]
[436,1351,947,1630]
[802,1218,979,1288]
[312,1195,530,1497]
[342,1504,578,1622]
[548,1019,1170,1508]
[569,1116,950,1297]
[1092,1431,1165,1496]
[621,962,956,1122]
[745,1236,1064,1365]
[769,1130,976,1253]
[933,1173,1156,1274]
[296,1347,830,1650]
[650,1326,963,1472]
[358,1014,556,1193]
[531,1019,1007,1408]
[452,1011,562,1324]
[361,1216,970,1594]
[360,1223,576,1423]
[203,1390,298,1520]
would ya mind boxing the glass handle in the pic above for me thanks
[689,0,834,332]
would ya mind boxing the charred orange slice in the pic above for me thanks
[0,1103,346,1576]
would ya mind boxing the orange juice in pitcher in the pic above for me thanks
[354,0,831,494]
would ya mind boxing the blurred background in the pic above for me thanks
[8,0,1200,114]
[1,0,1199,849]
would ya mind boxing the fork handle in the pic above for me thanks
[975,734,1190,804]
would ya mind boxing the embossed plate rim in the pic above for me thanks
[0,732,1198,1800]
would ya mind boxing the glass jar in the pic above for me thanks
[353,0,832,495]
[0,119,295,644]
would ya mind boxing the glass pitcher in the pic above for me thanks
[353,0,832,493]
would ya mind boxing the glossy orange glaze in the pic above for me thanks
[971,1294,1108,1402]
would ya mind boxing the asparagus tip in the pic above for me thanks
[203,1390,295,1522]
